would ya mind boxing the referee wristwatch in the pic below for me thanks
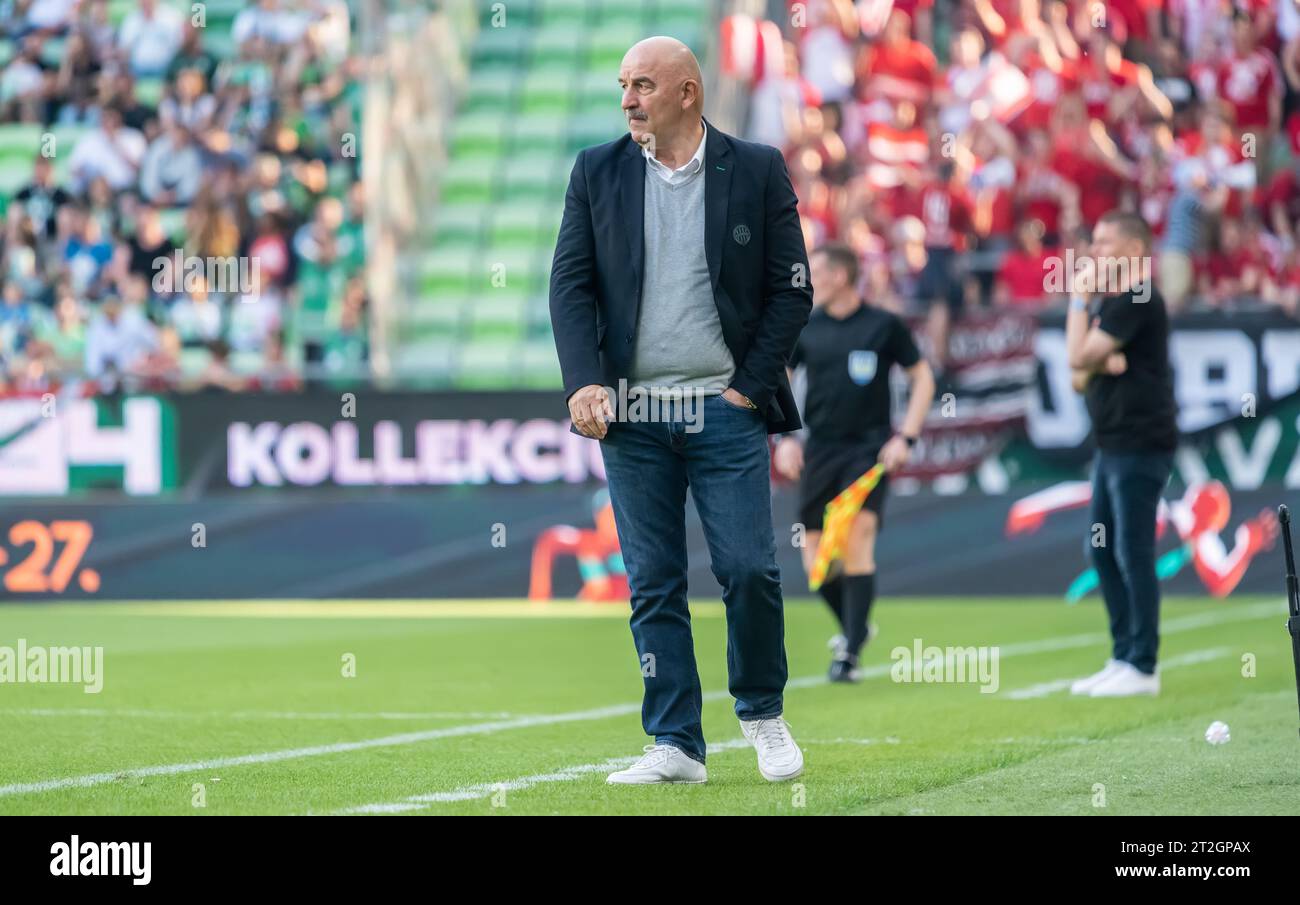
[899,433,918,449]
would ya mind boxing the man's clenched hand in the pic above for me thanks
[569,384,614,439]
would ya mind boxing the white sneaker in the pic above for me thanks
[740,717,804,781]
[606,745,707,784]
[1069,659,1124,696]
[1089,662,1160,697]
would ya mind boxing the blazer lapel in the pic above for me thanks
[619,138,645,301]
[703,116,732,291]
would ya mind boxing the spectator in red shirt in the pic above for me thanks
[996,218,1056,308]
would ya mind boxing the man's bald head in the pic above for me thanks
[619,36,704,148]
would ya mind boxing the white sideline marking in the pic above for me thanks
[0,708,524,721]
[1004,647,1233,699]
[340,739,758,813]
[338,737,895,814]
[0,600,1281,800]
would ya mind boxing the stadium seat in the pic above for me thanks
[403,297,465,341]
[466,292,528,340]
[499,156,566,202]
[567,111,624,150]
[537,0,592,28]
[587,23,643,70]
[508,115,568,155]
[420,248,476,296]
[489,199,557,245]
[461,69,521,116]
[519,65,578,115]
[450,114,508,158]
[432,204,487,248]
[472,27,530,68]
[454,338,518,388]
[530,26,588,67]
[438,156,501,205]
[518,340,562,387]
[476,246,546,294]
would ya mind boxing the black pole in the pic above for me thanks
[1280,505,1300,739]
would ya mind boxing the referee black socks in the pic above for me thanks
[842,573,876,661]
[817,575,846,632]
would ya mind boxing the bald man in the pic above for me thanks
[550,37,812,784]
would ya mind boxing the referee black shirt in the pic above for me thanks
[790,301,921,445]
[1084,285,1179,452]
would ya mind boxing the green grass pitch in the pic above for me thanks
[1,596,1297,815]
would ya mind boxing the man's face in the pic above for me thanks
[809,253,841,305]
[619,51,683,146]
[1090,221,1127,261]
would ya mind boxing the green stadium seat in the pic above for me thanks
[593,0,650,27]
[508,115,567,155]
[530,26,587,67]
[391,339,457,382]
[537,0,592,27]
[466,292,527,340]
[524,294,554,338]
[576,69,620,110]
[519,65,577,115]
[432,203,487,247]
[488,198,553,246]
[403,297,465,341]
[654,0,704,19]
[586,23,642,70]
[473,27,530,67]
[454,338,517,388]
[519,341,562,388]
[461,68,520,115]
[476,246,545,294]
[499,155,565,201]
[478,0,538,28]
[567,111,624,150]
[438,155,501,205]
[420,248,476,296]
[450,113,508,157]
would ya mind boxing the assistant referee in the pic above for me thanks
[775,243,935,682]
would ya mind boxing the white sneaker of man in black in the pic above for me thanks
[606,745,708,784]
[1069,659,1124,695]
[739,717,804,781]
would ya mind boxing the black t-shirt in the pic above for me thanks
[1084,286,1179,452]
[790,301,921,445]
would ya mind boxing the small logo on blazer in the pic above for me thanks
[732,224,751,246]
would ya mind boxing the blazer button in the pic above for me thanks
[625,333,633,343]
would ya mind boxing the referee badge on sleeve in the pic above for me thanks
[848,350,878,385]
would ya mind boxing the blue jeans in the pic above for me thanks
[1088,450,1174,675]
[598,392,787,763]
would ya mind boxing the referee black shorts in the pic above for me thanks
[798,439,889,532]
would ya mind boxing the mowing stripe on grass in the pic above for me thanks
[0,600,1282,800]
[1004,646,1234,699]
[0,708,528,721]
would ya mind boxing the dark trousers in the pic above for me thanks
[598,393,787,763]
[1088,449,1174,675]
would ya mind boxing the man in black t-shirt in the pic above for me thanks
[775,244,935,682]
[1066,211,1179,698]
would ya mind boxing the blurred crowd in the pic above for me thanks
[748,0,1300,370]
[0,0,367,396]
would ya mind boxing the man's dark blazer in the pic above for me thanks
[548,116,813,434]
